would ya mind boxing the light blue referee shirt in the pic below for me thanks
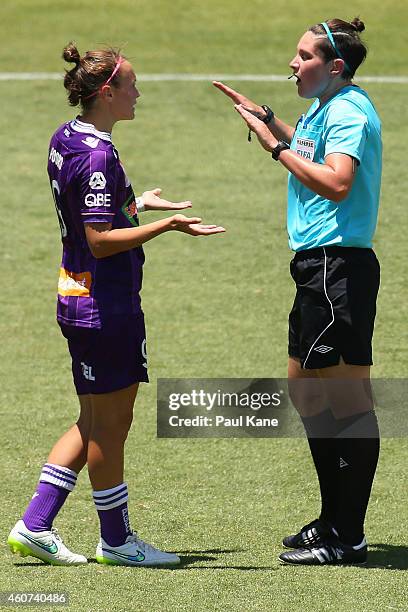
[287,85,382,252]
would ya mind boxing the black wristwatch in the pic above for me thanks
[260,105,274,125]
[271,140,290,160]
[248,105,274,141]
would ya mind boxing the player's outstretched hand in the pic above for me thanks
[142,188,192,211]
[170,214,226,236]
[213,81,263,116]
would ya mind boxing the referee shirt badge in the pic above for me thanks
[295,136,315,160]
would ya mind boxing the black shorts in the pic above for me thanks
[288,246,380,369]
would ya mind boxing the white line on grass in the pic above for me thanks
[0,72,408,83]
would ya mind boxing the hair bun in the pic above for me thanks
[62,42,81,66]
[350,17,365,33]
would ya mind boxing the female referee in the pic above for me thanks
[8,43,224,566]
[214,17,381,565]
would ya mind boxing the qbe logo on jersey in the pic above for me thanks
[86,172,111,207]
[89,172,107,190]
[85,193,111,207]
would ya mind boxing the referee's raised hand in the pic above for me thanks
[234,104,277,152]
[213,81,265,119]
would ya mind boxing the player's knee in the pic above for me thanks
[76,414,92,439]
[288,380,325,416]
[91,412,133,441]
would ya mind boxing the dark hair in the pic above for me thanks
[62,42,124,110]
[309,18,367,79]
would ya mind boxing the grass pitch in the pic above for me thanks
[1,1,408,611]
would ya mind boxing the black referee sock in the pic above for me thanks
[333,410,380,545]
[301,409,338,526]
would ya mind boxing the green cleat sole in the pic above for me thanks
[8,537,58,565]
[8,538,31,557]
[7,536,80,566]
[95,555,122,565]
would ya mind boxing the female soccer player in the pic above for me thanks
[214,18,381,565]
[8,43,224,566]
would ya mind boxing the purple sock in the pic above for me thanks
[93,483,131,547]
[23,463,77,532]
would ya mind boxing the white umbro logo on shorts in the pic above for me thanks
[314,345,333,353]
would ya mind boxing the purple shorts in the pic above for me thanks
[59,314,149,395]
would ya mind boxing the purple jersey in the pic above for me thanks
[47,118,145,328]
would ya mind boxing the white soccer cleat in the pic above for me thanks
[8,519,87,566]
[96,531,180,566]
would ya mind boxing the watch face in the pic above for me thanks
[272,142,289,160]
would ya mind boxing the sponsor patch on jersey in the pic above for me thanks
[121,195,139,227]
[85,193,111,207]
[58,268,92,297]
[295,136,315,160]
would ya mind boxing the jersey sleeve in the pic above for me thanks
[324,100,369,164]
[75,149,118,223]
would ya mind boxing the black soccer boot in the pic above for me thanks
[282,518,334,549]
[279,535,367,566]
